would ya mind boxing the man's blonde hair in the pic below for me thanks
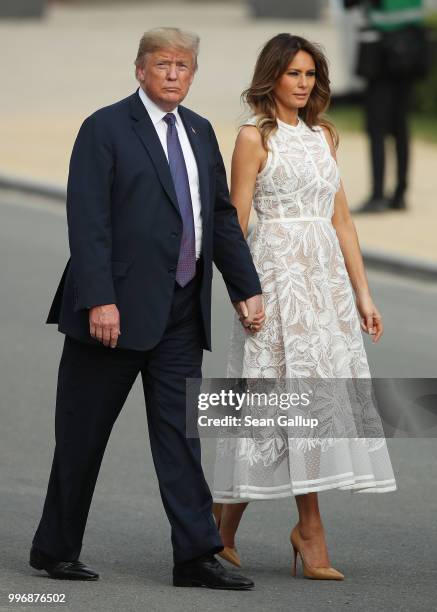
[134,27,200,78]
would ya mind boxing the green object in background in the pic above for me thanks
[368,0,424,31]
[328,105,437,144]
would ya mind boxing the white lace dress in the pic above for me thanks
[212,116,397,501]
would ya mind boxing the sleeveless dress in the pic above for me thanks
[212,116,397,501]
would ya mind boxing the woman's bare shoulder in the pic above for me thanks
[320,124,337,159]
[234,119,266,169]
[237,123,263,145]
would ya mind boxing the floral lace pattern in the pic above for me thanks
[212,117,397,500]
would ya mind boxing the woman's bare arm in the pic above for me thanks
[323,126,383,342]
[230,124,267,330]
[230,125,267,238]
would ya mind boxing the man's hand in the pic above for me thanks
[233,294,265,334]
[89,303,121,348]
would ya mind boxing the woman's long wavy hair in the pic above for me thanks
[243,33,338,150]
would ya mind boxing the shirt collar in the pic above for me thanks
[138,87,181,126]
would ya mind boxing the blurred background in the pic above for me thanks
[1,0,437,262]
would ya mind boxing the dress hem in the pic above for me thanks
[213,477,397,501]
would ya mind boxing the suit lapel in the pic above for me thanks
[178,106,210,225]
[129,92,210,223]
[129,92,180,214]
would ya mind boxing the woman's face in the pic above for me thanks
[273,50,316,110]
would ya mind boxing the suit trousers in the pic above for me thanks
[32,263,223,564]
[364,76,411,199]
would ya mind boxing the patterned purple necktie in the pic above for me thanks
[163,112,196,287]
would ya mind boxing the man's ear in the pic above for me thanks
[136,56,148,83]
[137,66,145,83]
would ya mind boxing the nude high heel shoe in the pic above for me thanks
[214,506,242,568]
[290,526,344,580]
[218,546,242,568]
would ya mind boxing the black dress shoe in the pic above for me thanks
[388,194,407,210]
[173,553,254,590]
[353,196,390,214]
[29,546,99,580]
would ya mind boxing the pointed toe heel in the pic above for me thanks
[290,527,344,581]
[218,546,242,568]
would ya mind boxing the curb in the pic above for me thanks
[1,173,436,282]
[361,249,437,283]
[0,173,66,201]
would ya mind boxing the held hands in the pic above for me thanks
[233,294,266,334]
[356,291,383,343]
[89,304,121,348]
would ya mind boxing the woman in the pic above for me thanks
[212,34,397,580]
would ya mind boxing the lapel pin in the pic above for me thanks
[191,126,196,134]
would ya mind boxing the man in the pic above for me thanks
[350,0,428,213]
[30,27,264,590]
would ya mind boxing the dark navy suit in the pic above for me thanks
[32,90,261,564]
[47,90,261,351]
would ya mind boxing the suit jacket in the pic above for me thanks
[47,89,262,351]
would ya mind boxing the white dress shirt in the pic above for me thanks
[138,87,203,260]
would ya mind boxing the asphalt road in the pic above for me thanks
[1,190,436,612]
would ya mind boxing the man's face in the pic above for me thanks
[137,47,195,111]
